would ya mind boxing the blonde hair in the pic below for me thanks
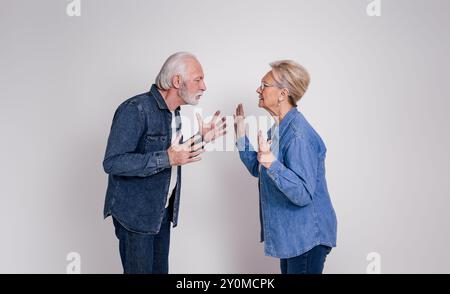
[269,60,310,106]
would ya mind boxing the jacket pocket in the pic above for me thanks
[145,135,168,152]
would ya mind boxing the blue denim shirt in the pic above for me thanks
[103,85,182,234]
[237,108,337,258]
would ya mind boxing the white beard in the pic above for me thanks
[179,84,202,105]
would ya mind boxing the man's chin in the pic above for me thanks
[188,99,200,106]
[181,96,200,105]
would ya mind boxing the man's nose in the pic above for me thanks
[201,80,207,91]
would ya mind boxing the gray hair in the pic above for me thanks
[155,52,198,90]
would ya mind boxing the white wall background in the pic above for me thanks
[1,0,450,273]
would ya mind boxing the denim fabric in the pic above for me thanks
[113,206,172,274]
[103,85,182,233]
[237,107,337,258]
[280,245,331,274]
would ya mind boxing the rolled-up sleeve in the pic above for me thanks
[266,135,318,206]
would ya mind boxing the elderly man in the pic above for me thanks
[103,52,226,274]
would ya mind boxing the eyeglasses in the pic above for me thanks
[259,82,279,92]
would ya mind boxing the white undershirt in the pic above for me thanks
[166,111,178,208]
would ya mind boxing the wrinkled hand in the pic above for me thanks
[257,130,275,169]
[196,110,227,143]
[233,103,246,139]
[167,133,205,166]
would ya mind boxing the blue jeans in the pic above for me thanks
[280,245,332,274]
[113,207,172,274]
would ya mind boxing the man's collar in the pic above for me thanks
[149,84,180,112]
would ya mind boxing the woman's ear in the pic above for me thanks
[278,89,289,105]
[281,88,289,98]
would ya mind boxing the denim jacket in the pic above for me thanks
[103,85,182,234]
[237,108,337,258]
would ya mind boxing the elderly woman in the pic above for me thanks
[234,60,337,274]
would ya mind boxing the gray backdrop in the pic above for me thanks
[1,0,449,273]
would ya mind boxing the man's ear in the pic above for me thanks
[172,74,182,89]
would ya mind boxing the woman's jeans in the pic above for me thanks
[113,207,171,274]
[280,245,332,274]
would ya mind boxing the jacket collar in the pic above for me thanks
[278,107,298,138]
[268,107,299,140]
[149,84,180,113]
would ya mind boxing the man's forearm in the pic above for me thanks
[103,150,170,177]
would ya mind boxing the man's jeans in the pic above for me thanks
[280,245,332,274]
[113,207,172,274]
